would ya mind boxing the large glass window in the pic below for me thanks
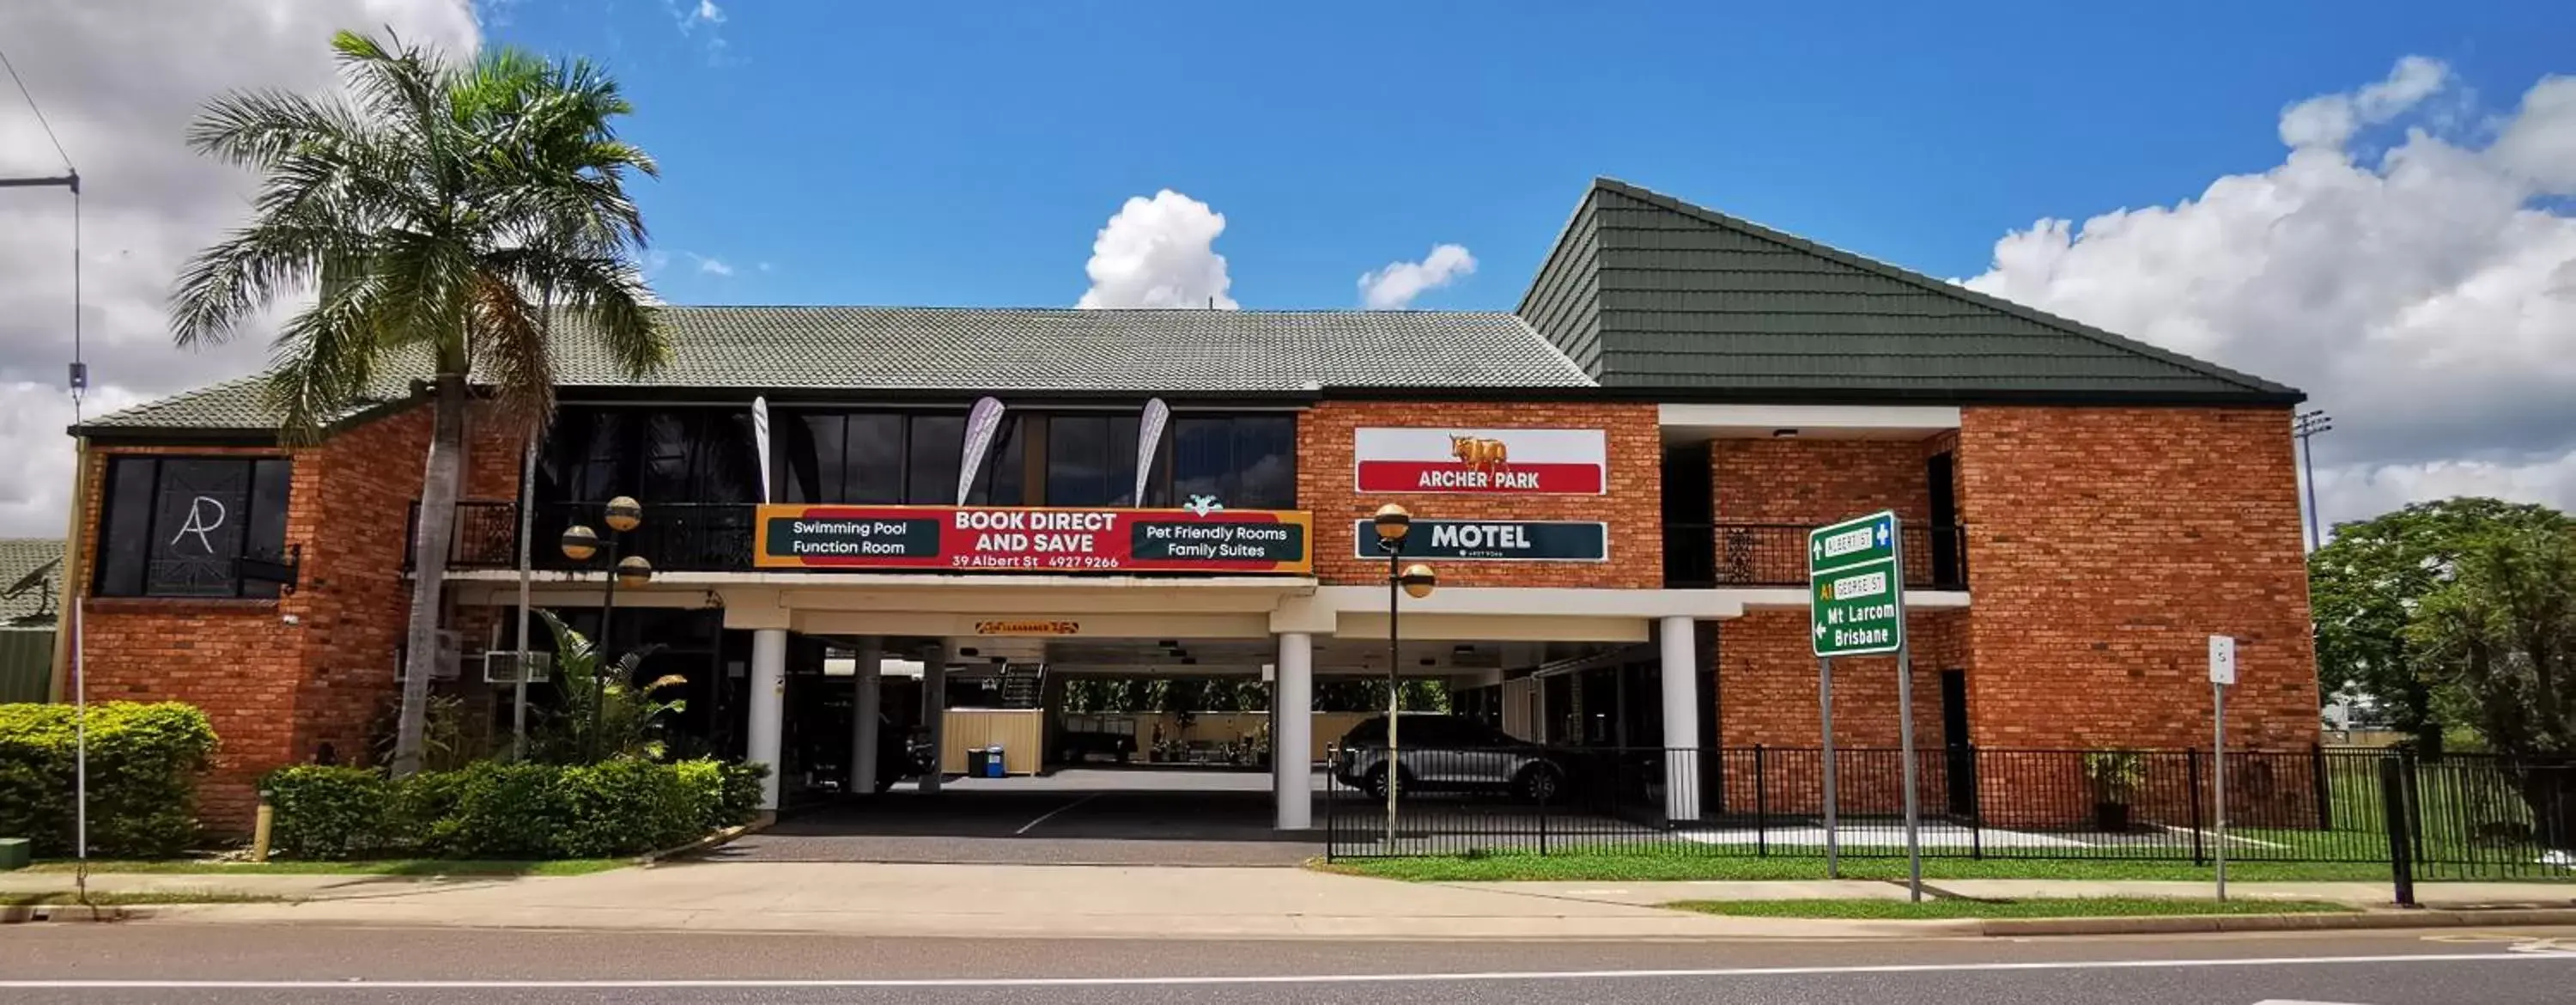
[774,411,1020,506]
[1168,414,1297,510]
[1045,415,1139,507]
[538,406,760,504]
[93,456,295,598]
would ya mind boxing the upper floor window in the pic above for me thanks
[539,407,761,505]
[94,456,293,598]
[780,411,1023,506]
[1169,414,1296,510]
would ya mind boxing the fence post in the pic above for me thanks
[1968,745,1984,861]
[1753,745,1768,857]
[1537,764,1551,856]
[2311,742,2333,831]
[2379,755,2417,908]
[2187,748,2208,867]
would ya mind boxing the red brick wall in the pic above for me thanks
[70,405,440,829]
[1297,402,1662,588]
[1955,406,2318,752]
[1710,437,1941,526]
[1713,608,1964,814]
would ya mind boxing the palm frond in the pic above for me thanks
[469,269,554,434]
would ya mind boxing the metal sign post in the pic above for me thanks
[1810,510,1915,898]
[1818,656,1838,878]
[2208,634,2236,901]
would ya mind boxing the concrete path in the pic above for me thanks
[11,864,2573,940]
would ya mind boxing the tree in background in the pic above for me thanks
[2310,498,2572,752]
[172,32,665,777]
[2409,525,2576,848]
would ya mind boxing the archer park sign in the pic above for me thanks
[1810,510,1905,658]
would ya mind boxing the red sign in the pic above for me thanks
[1352,427,1608,495]
[754,505,1313,574]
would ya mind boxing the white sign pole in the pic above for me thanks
[1895,636,1923,902]
[2208,634,2236,902]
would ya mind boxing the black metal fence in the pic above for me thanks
[404,501,756,572]
[1706,523,1968,590]
[1323,745,2576,888]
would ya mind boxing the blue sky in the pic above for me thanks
[482,0,2576,310]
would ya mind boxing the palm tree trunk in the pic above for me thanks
[392,372,469,777]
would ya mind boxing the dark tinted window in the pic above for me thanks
[1170,415,1297,510]
[1340,718,1388,745]
[94,456,294,598]
[907,415,963,505]
[1044,415,1140,507]
[538,407,758,504]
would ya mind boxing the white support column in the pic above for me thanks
[1273,631,1315,831]
[748,628,788,812]
[848,636,883,797]
[920,640,949,794]
[1658,615,1702,823]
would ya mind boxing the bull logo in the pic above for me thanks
[1449,435,1510,474]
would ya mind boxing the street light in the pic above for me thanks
[1372,503,1437,848]
[2293,410,2333,551]
[560,496,653,761]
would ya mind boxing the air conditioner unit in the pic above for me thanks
[483,650,553,685]
[429,630,465,680]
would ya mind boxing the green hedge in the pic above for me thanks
[0,702,219,857]
[263,758,768,861]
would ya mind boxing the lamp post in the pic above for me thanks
[560,496,653,762]
[1371,503,1437,848]
[2293,410,2333,551]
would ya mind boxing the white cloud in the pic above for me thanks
[1963,56,2576,533]
[2278,56,2448,149]
[1076,190,1237,309]
[1357,243,1477,308]
[692,254,734,277]
[692,0,725,26]
[0,0,482,536]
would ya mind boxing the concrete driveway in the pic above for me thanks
[705,767,1327,866]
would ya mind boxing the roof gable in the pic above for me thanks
[1518,178,2300,402]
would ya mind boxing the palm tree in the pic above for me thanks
[170,31,666,777]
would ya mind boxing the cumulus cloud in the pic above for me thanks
[1963,56,2576,534]
[1076,190,1237,309]
[0,0,482,536]
[1357,243,1477,309]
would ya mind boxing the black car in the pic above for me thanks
[1330,714,1571,802]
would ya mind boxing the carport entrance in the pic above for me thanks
[706,767,1326,866]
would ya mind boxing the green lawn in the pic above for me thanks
[1316,850,2434,883]
[1,891,288,907]
[1667,896,2349,921]
[25,859,627,877]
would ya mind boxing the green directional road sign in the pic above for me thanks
[1810,510,1905,657]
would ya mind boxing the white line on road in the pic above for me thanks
[1015,793,1101,835]
[3,951,2568,990]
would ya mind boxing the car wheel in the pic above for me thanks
[1515,764,1563,803]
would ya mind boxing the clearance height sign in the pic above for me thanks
[1353,428,1607,495]
[756,505,1312,574]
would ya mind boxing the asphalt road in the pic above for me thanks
[5,924,2575,1003]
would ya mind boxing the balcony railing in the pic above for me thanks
[404,501,756,573]
[1669,522,1967,591]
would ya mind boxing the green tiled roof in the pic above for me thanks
[1518,178,2302,401]
[81,308,1590,433]
[0,539,64,628]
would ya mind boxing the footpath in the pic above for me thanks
[6,863,2574,941]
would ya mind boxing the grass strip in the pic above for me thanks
[1666,896,2349,920]
[25,859,627,877]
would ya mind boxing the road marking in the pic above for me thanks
[3,951,2567,990]
[1015,793,1101,835]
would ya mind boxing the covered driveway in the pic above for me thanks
[700,768,1327,867]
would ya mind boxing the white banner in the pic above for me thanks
[1133,398,1170,505]
[750,396,773,504]
[957,396,1007,505]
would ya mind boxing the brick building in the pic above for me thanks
[55,179,2316,831]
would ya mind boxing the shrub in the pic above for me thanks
[261,765,394,860]
[261,756,767,861]
[0,702,218,857]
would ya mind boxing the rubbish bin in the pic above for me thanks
[984,745,1006,778]
[965,747,992,777]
